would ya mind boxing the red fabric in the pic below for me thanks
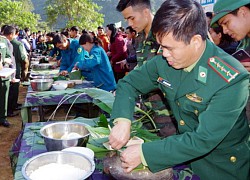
[98,34,110,52]
[110,34,128,72]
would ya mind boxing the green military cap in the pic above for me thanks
[211,0,250,26]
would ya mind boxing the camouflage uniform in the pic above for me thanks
[237,36,250,54]
[136,30,176,137]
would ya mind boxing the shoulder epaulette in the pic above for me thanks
[208,56,239,83]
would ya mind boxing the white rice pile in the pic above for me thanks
[61,132,82,140]
[29,163,87,180]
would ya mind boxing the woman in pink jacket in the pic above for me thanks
[106,24,128,82]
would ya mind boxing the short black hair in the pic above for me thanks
[152,0,207,44]
[82,29,88,34]
[53,34,67,44]
[70,26,79,32]
[46,32,56,38]
[116,0,151,12]
[97,26,104,30]
[61,29,69,37]
[126,26,136,34]
[24,27,30,32]
[205,12,213,19]
[3,25,16,36]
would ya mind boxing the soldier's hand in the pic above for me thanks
[109,120,131,150]
[120,144,142,173]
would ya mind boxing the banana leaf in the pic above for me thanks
[69,70,82,80]
[84,88,114,114]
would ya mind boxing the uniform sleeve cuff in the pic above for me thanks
[113,118,131,125]
[140,144,148,166]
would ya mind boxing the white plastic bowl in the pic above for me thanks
[52,82,68,90]
[62,147,94,160]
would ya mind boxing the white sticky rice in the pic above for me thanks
[60,132,82,140]
[29,163,87,180]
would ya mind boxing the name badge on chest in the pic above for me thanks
[157,77,172,89]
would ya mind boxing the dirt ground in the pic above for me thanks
[0,85,73,179]
[0,85,26,180]
[0,85,98,180]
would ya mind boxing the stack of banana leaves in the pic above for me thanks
[72,88,161,171]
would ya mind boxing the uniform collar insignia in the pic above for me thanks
[198,66,207,84]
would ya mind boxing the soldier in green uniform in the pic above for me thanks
[211,0,250,124]
[0,34,12,127]
[109,0,250,179]
[116,0,176,137]
[211,0,250,71]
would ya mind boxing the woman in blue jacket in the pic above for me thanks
[75,33,116,92]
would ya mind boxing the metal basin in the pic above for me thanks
[40,122,90,151]
[30,79,54,91]
[32,63,53,70]
[22,151,95,180]
[30,75,55,80]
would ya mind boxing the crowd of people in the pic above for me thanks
[0,0,249,179]
[0,21,140,127]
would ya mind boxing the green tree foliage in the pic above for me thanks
[45,0,104,31]
[17,0,34,12]
[0,0,40,31]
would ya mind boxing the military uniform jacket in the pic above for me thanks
[111,40,250,179]
[11,38,26,79]
[237,36,250,55]
[136,30,161,66]
[0,36,12,81]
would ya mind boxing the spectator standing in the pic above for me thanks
[30,32,37,51]
[106,23,128,82]
[3,25,20,117]
[36,35,48,55]
[97,26,110,52]
[0,32,12,127]
[16,29,30,81]
[69,26,80,40]
[118,26,138,71]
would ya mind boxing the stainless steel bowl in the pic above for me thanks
[32,63,53,70]
[40,122,90,151]
[30,79,54,91]
[22,151,95,180]
[30,75,55,79]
